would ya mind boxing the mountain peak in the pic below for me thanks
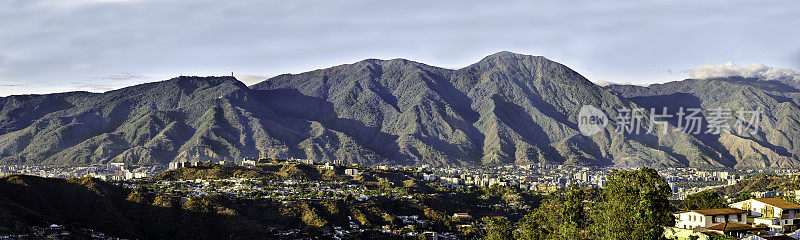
[462,51,560,73]
[168,75,247,89]
[352,57,425,68]
[487,50,524,57]
[481,51,540,61]
[472,51,550,66]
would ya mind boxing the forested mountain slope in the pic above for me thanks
[0,52,796,168]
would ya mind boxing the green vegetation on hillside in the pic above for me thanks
[0,164,545,239]
[715,174,799,196]
[608,77,800,169]
[3,53,794,168]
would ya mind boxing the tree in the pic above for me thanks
[590,168,675,240]
[680,191,726,210]
[482,216,514,240]
[733,192,755,203]
[517,186,586,240]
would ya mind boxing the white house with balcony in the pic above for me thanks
[729,198,800,233]
[674,208,749,230]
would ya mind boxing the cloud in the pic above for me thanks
[72,82,119,92]
[689,62,800,82]
[94,72,145,81]
[235,74,271,86]
[591,80,617,87]
[2,0,800,96]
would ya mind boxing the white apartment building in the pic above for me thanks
[674,208,748,230]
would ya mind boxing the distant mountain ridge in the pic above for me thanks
[606,77,800,168]
[0,52,798,168]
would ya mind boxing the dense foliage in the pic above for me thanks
[679,190,727,210]
[477,168,675,240]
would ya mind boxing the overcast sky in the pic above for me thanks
[1,0,799,96]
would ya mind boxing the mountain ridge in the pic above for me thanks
[0,52,797,169]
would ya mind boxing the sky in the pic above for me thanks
[1,0,799,96]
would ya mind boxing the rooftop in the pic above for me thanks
[751,198,800,209]
[707,222,759,231]
[690,208,748,216]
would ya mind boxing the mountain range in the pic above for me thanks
[0,51,798,169]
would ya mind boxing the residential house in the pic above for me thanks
[217,160,233,166]
[299,159,314,165]
[674,208,748,230]
[169,160,200,170]
[345,169,360,176]
[729,198,800,233]
[321,162,342,172]
[241,158,258,166]
[706,222,768,238]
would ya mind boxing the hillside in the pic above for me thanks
[0,174,273,239]
[0,165,537,239]
[607,77,800,168]
[0,52,797,168]
[155,163,342,181]
[713,174,799,197]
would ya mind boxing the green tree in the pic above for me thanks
[680,191,726,210]
[517,186,586,240]
[482,216,514,240]
[733,192,755,203]
[590,168,675,240]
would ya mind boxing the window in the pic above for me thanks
[765,206,775,218]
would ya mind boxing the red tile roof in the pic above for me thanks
[707,222,755,231]
[752,198,800,209]
[691,208,748,216]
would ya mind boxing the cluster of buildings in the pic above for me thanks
[426,163,609,193]
[669,198,800,239]
[404,164,794,200]
[144,177,373,202]
[168,156,366,177]
[0,163,161,181]
[0,224,116,240]
[664,168,800,200]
